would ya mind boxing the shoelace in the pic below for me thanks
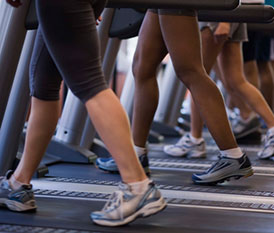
[206,155,225,172]
[101,182,132,220]
[175,135,192,147]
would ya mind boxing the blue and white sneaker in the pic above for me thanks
[0,171,37,211]
[91,181,166,226]
[258,130,274,159]
[192,154,253,185]
[96,154,150,174]
[163,133,206,158]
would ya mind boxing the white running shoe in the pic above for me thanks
[91,181,166,226]
[163,133,206,158]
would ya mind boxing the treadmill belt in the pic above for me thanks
[1,197,274,233]
[46,163,274,192]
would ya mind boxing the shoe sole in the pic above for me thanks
[0,198,37,212]
[193,167,254,185]
[92,196,167,227]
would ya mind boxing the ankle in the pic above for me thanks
[190,134,204,144]
[9,174,28,190]
[128,178,150,195]
[134,145,147,156]
[220,147,243,159]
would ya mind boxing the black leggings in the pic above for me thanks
[30,0,108,103]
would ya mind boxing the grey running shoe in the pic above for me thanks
[163,133,206,158]
[91,181,166,226]
[258,130,274,159]
[96,154,150,175]
[0,171,37,212]
[232,116,261,139]
[192,154,253,185]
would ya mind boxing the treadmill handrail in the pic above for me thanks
[198,5,274,23]
[106,0,240,10]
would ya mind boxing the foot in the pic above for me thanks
[91,181,166,226]
[232,115,261,139]
[258,130,274,159]
[0,171,37,211]
[163,133,206,158]
[96,154,150,175]
[192,154,253,185]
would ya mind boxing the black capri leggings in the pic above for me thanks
[30,0,108,103]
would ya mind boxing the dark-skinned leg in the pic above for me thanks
[159,15,237,150]
[132,11,168,148]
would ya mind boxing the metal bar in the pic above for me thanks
[106,0,240,10]
[0,0,31,127]
[198,5,274,23]
[0,30,36,175]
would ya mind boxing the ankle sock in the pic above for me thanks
[220,147,243,159]
[128,178,150,195]
[134,145,147,157]
[9,175,26,190]
[190,134,204,144]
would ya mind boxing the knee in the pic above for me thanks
[132,52,157,82]
[175,66,206,89]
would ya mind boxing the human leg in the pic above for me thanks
[218,41,274,129]
[159,16,237,150]
[132,10,168,148]
[164,26,226,158]
[96,10,168,173]
[159,17,252,183]
[35,0,165,225]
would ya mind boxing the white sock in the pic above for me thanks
[268,126,274,135]
[134,145,147,157]
[220,147,243,159]
[190,134,204,144]
[9,175,26,190]
[128,178,150,195]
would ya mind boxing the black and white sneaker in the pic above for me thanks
[0,171,37,212]
[192,154,253,185]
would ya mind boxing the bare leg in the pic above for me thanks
[218,42,274,128]
[86,89,146,183]
[191,28,227,139]
[159,15,237,150]
[244,61,260,88]
[132,11,168,147]
[257,61,274,110]
[13,98,60,183]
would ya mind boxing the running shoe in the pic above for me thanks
[96,154,150,174]
[192,154,253,185]
[258,130,274,159]
[163,133,206,158]
[0,171,37,211]
[232,115,261,139]
[91,181,166,226]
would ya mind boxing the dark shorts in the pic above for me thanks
[242,31,271,62]
[149,8,197,17]
[30,0,108,103]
